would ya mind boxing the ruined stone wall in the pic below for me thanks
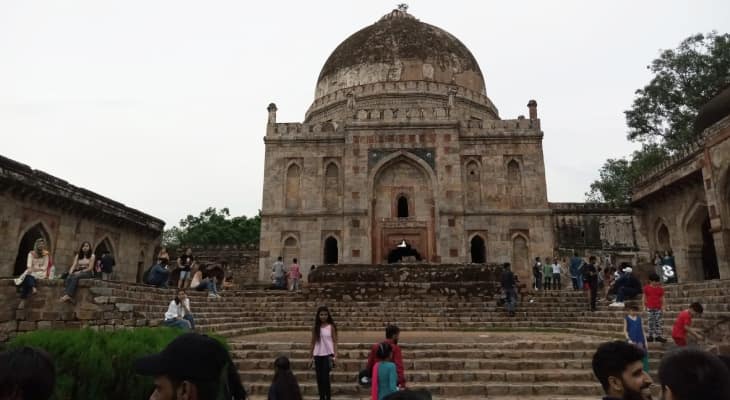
[169,245,260,287]
[0,279,149,342]
[550,203,640,266]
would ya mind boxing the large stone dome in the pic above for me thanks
[315,8,486,99]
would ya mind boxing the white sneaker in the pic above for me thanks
[208,293,217,299]
[609,302,625,307]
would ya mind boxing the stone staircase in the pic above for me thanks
[88,278,730,399]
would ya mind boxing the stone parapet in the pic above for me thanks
[0,155,164,233]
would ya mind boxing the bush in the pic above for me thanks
[6,328,227,400]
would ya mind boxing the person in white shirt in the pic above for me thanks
[552,260,563,290]
[163,290,194,330]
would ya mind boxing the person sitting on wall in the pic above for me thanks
[146,259,171,288]
[190,266,221,299]
[60,241,95,303]
[16,238,54,310]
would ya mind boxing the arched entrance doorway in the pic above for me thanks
[94,238,114,260]
[370,154,436,263]
[323,237,338,264]
[686,206,719,281]
[701,216,720,280]
[14,223,51,276]
[470,235,486,263]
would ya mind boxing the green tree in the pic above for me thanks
[587,32,730,204]
[625,32,730,149]
[163,207,261,247]
[586,144,669,204]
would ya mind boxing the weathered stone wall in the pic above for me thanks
[168,245,260,287]
[304,263,502,301]
[551,203,640,266]
[632,114,730,281]
[0,279,149,342]
[0,155,163,282]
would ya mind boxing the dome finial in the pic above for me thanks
[397,3,409,13]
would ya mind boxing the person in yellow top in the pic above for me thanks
[18,238,53,308]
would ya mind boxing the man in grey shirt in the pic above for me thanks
[271,256,286,289]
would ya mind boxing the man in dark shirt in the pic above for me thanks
[592,341,653,400]
[582,256,599,311]
[609,267,643,307]
[146,260,171,288]
[177,248,196,289]
[500,262,517,317]
[100,251,116,281]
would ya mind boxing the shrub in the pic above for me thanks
[6,328,227,400]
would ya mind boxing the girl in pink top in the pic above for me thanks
[288,258,302,292]
[310,306,337,400]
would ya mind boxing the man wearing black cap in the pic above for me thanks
[134,333,246,400]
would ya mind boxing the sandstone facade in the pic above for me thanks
[631,88,730,281]
[259,9,553,281]
[0,155,163,282]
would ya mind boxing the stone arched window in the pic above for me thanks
[511,234,529,274]
[397,195,409,218]
[465,160,481,208]
[324,162,341,209]
[657,223,671,252]
[285,163,301,210]
[507,159,523,208]
[282,236,300,266]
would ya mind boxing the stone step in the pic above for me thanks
[238,368,603,383]
[241,380,606,396]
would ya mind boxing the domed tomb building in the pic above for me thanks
[258,8,553,279]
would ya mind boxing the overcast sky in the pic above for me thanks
[1,1,729,227]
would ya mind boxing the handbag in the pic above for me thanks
[14,270,28,286]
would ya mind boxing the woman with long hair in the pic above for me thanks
[310,306,337,400]
[60,241,95,303]
[371,342,398,400]
[268,356,302,400]
[17,238,53,309]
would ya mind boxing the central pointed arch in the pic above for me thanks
[367,151,439,264]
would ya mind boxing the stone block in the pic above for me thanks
[37,321,52,329]
[18,321,37,331]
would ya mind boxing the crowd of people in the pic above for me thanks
[270,256,303,291]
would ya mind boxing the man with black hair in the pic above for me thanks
[134,333,246,400]
[366,325,406,388]
[592,341,653,400]
[658,348,730,400]
[0,346,55,400]
[500,262,517,317]
[671,302,704,347]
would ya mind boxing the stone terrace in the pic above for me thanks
[2,276,729,399]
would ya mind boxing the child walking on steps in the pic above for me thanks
[644,272,667,343]
[624,305,649,371]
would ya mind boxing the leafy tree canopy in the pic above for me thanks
[162,207,261,247]
[587,32,730,204]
